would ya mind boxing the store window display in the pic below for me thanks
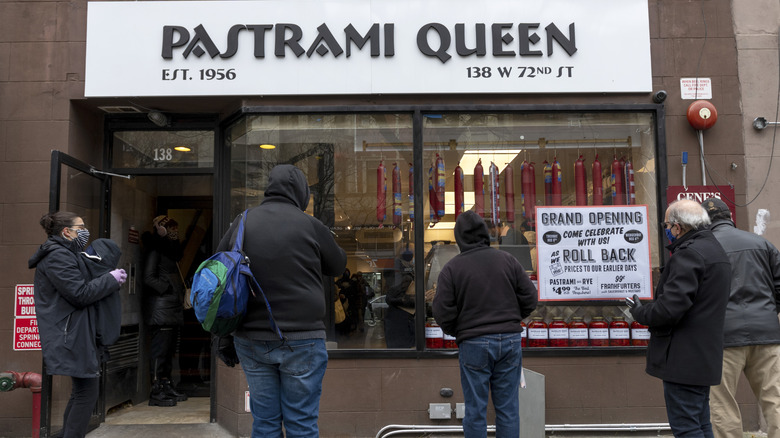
[226,110,660,350]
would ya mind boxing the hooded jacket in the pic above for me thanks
[630,228,731,386]
[708,219,780,347]
[28,235,120,377]
[142,232,185,326]
[218,164,347,341]
[432,211,538,343]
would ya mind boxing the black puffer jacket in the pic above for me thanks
[218,164,347,341]
[709,219,780,347]
[28,236,120,377]
[142,233,185,326]
[631,228,731,386]
[432,211,538,343]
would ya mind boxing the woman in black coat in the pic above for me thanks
[29,211,125,438]
[142,215,187,406]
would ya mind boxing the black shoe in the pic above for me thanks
[149,381,177,407]
[161,378,188,402]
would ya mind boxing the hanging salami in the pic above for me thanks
[504,164,515,224]
[543,160,553,206]
[625,160,636,205]
[454,164,465,220]
[527,161,537,226]
[592,154,603,206]
[611,156,625,205]
[574,155,587,206]
[428,165,438,225]
[521,160,537,225]
[408,163,414,220]
[489,161,500,227]
[377,161,386,226]
[392,163,402,227]
[435,154,446,220]
[551,158,562,206]
[474,159,485,218]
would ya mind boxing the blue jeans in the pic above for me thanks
[458,333,524,438]
[234,337,328,438]
[663,381,714,438]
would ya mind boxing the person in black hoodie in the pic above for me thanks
[29,211,126,438]
[433,210,537,438]
[142,215,188,406]
[216,164,346,438]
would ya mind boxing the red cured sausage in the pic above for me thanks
[392,163,402,227]
[377,161,386,226]
[592,154,603,206]
[504,164,515,223]
[454,164,464,220]
[574,155,587,206]
[474,159,485,218]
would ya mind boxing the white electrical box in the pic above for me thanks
[455,403,466,419]
[428,403,452,419]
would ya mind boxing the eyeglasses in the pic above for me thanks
[660,221,677,229]
[69,223,87,230]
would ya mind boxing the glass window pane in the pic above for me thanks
[112,130,214,168]
[226,113,415,349]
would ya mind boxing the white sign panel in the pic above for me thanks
[535,205,653,302]
[85,0,652,97]
[680,78,712,100]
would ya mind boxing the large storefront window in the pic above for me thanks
[226,109,660,351]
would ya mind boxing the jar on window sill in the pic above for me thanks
[548,317,569,347]
[589,316,609,347]
[425,318,443,349]
[521,321,527,348]
[527,317,548,348]
[631,320,650,346]
[443,333,457,349]
[568,317,588,347]
[609,316,630,346]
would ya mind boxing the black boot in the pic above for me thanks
[149,380,177,407]
[161,378,188,402]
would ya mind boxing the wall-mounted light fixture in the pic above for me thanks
[147,111,170,127]
[752,117,779,130]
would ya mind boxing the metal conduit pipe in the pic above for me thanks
[376,423,671,438]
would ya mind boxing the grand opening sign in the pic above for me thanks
[536,206,653,302]
[85,0,651,97]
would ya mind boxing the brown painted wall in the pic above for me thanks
[1,0,775,436]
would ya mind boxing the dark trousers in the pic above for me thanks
[663,380,714,438]
[62,376,99,438]
[150,325,178,381]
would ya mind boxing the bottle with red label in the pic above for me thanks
[527,317,549,348]
[521,321,527,348]
[425,318,443,349]
[568,317,588,347]
[548,317,569,347]
[631,320,650,346]
[609,316,630,346]
[443,333,457,349]
[589,316,609,346]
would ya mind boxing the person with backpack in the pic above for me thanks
[28,211,126,438]
[216,164,346,438]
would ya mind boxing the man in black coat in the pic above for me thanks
[629,199,731,438]
[702,198,780,438]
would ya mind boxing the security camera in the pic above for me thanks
[653,90,668,104]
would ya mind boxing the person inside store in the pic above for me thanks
[700,198,780,438]
[214,164,347,438]
[627,199,731,438]
[142,215,188,407]
[29,211,126,438]
[432,210,538,438]
[499,219,533,272]
[384,246,416,348]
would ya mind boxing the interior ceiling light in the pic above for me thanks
[174,146,191,152]
[259,144,276,150]
[147,111,170,127]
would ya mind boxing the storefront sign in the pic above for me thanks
[85,0,652,97]
[535,206,652,302]
[666,185,736,226]
[13,285,40,351]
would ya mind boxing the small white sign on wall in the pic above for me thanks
[680,78,712,100]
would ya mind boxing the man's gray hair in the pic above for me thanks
[667,199,711,231]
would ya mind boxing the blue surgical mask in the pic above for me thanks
[665,228,676,243]
[74,228,90,248]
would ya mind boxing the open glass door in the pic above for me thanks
[41,151,111,437]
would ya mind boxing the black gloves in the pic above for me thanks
[216,335,239,367]
[625,294,642,310]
